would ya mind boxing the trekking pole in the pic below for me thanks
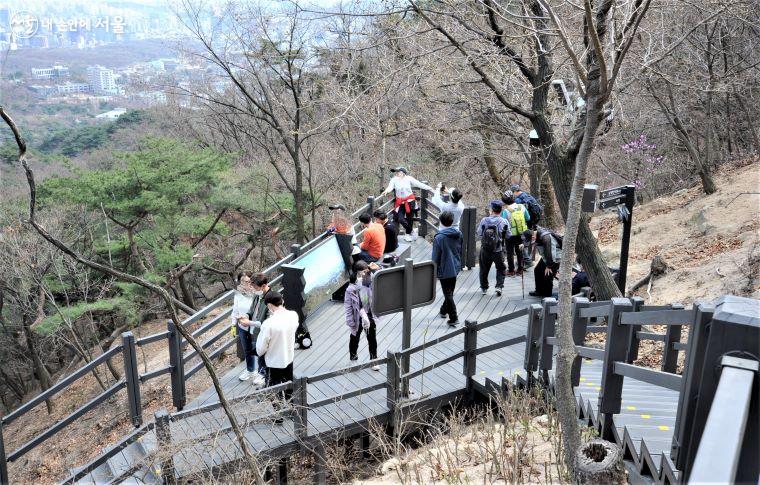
[521,267,525,299]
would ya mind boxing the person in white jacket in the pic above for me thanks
[256,291,299,412]
[380,166,433,242]
[431,183,464,230]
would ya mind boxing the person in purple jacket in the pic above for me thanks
[344,260,381,370]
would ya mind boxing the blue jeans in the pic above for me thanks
[354,249,379,263]
[238,326,266,375]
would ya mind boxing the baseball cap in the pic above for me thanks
[390,166,408,174]
[510,184,520,192]
[490,200,503,212]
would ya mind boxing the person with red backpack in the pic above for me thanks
[501,191,530,276]
[477,200,510,296]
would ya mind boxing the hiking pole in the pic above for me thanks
[521,267,525,299]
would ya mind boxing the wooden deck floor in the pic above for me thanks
[191,237,539,407]
[74,238,541,483]
[163,238,539,475]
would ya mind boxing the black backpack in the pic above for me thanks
[481,224,502,252]
[524,195,543,223]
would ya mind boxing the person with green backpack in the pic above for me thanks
[501,191,530,276]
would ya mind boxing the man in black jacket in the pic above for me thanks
[528,227,562,297]
[374,210,398,254]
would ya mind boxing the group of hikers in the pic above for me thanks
[229,166,567,407]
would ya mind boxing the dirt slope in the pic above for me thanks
[591,156,760,305]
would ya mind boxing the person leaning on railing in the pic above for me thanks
[380,166,433,242]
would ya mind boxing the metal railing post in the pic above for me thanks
[419,187,429,238]
[167,320,186,411]
[523,303,544,384]
[293,376,308,442]
[290,244,301,259]
[154,408,176,484]
[624,296,644,363]
[537,298,558,383]
[0,420,8,485]
[661,302,684,373]
[570,297,590,388]
[672,303,713,468]
[386,350,400,438]
[367,196,375,215]
[463,319,478,400]
[674,296,758,482]
[598,298,633,441]
[462,207,478,269]
[121,332,143,427]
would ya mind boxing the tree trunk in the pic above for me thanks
[538,165,557,228]
[481,126,503,189]
[127,226,147,274]
[22,315,53,414]
[574,439,625,484]
[178,272,196,310]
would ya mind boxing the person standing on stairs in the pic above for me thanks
[380,166,433,242]
[477,200,510,296]
[344,260,381,370]
[432,211,463,325]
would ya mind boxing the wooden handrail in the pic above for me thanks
[2,345,123,426]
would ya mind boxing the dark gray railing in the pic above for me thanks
[524,294,759,483]
[0,193,391,484]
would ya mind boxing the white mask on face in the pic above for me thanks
[254,290,264,296]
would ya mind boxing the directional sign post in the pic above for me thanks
[372,258,437,396]
[597,184,635,293]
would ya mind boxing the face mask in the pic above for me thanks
[254,290,264,296]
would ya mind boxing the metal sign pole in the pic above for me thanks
[402,258,413,396]
[618,185,635,294]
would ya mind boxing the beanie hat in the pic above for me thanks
[510,184,521,192]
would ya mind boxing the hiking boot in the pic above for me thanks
[439,312,447,319]
[447,317,459,326]
[506,271,516,277]
[495,288,502,297]
[529,291,540,297]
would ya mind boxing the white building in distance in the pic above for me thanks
[87,66,117,95]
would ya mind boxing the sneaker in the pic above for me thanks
[251,372,265,387]
[372,365,381,371]
[495,288,502,297]
[404,234,414,242]
[481,288,488,295]
[238,370,252,381]
[439,312,447,319]
[447,318,459,326]
[506,271,515,277]
[529,291,540,297]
